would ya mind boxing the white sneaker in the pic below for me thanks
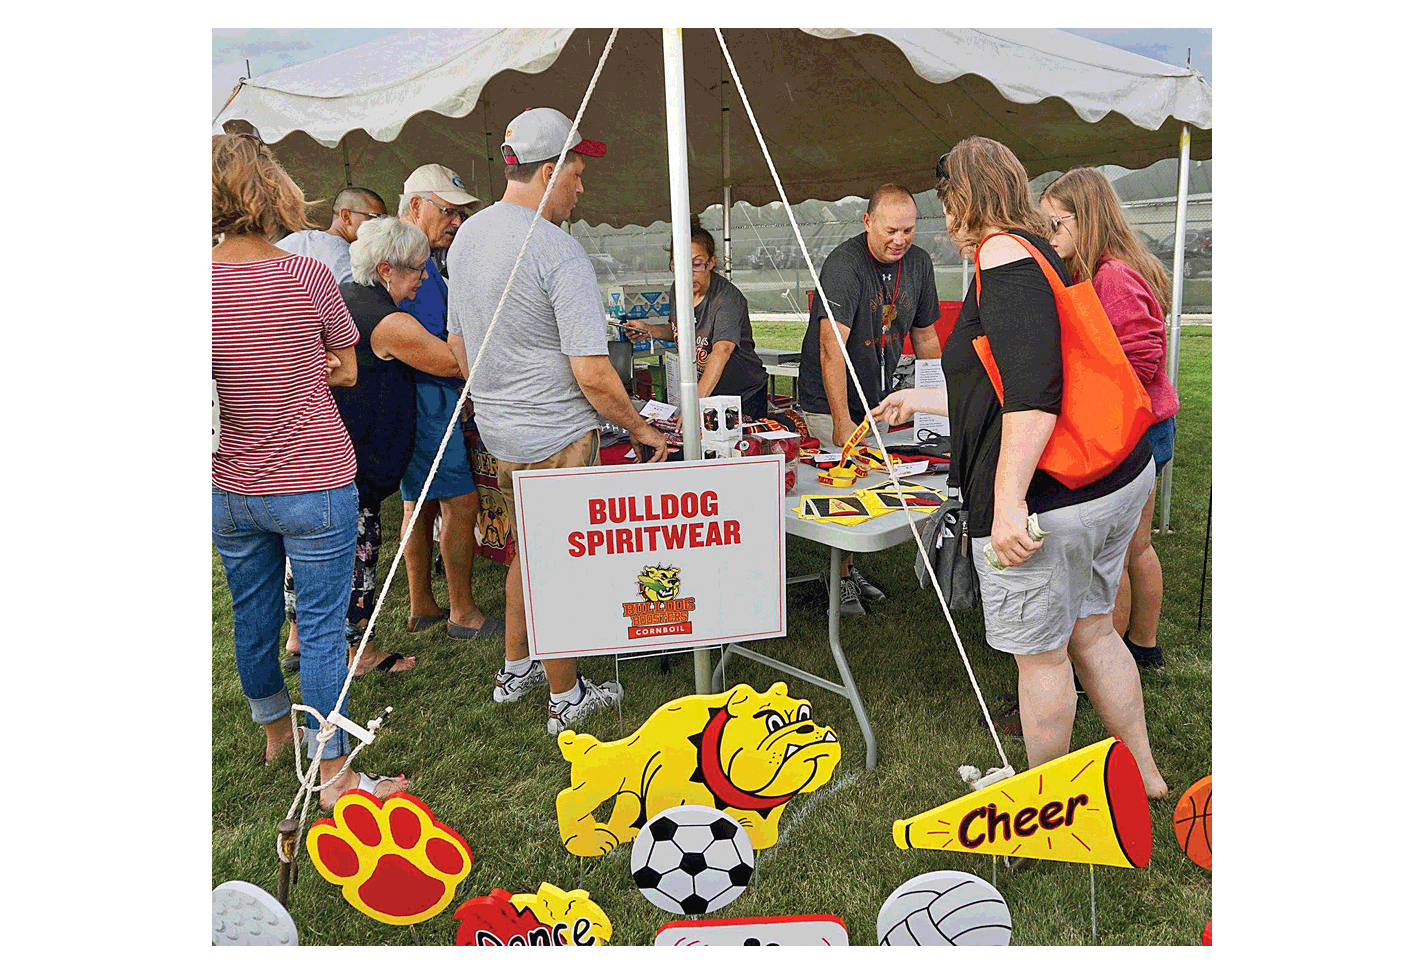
[546,676,624,735]
[493,659,548,702]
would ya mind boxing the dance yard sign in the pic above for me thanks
[512,456,786,659]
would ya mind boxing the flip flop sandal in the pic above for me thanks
[406,606,450,633]
[281,653,300,674]
[446,616,506,640]
[983,703,1023,739]
[321,770,409,811]
[348,644,415,676]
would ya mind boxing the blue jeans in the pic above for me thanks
[213,482,358,759]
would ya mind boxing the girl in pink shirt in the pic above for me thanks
[1039,167,1181,670]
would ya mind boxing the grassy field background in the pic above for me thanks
[212,323,1212,946]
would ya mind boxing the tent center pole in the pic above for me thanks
[664,26,712,695]
[722,74,732,278]
[1159,122,1191,533]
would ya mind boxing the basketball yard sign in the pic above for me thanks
[512,456,786,659]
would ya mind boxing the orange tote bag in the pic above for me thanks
[971,233,1155,490]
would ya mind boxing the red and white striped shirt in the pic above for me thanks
[212,253,359,496]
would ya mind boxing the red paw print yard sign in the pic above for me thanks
[307,790,472,925]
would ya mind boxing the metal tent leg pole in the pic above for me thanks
[1159,122,1192,532]
[663,26,710,694]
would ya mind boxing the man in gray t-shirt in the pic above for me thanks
[447,107,667,737]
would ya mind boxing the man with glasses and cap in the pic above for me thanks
[277,186,388,284]
[395,164,504,644]
[797,182,942,615]
[447,108,667,735]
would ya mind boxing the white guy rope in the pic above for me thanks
[278,27,622,847]
[715,28,1010,771]
[736,202,805,314]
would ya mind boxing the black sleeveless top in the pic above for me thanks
[333,282,418,502]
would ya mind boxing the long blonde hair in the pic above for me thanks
[212,134,315,239]
[1040,167,1171,312]
[935,136,1049,250]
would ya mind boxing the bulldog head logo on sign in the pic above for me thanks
[624,565,695,639]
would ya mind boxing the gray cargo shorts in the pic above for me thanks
[972,458,1155,655]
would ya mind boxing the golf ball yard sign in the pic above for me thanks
[513,456,786,658]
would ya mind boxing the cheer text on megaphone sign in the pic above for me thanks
[893,737,1152,868]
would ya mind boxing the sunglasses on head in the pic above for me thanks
[238,132,264,154]
[934,152,951,180]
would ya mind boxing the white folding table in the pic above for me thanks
[713,433,957,771]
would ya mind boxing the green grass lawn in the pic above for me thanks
[212,324,1211,945]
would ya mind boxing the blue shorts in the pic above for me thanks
[1146,415,1176,474]
[401,382,475,501]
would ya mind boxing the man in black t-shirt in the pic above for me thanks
[797,184,942,613]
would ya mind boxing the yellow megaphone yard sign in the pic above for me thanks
[894,737,1152,869]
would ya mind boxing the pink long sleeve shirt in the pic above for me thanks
[1092,259,1180,422]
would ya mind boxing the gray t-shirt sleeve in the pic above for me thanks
[548,255,609,356]
[809,249,861,329]
[333,245,354,285]
[910,250,939,329]
[708,285,750,346]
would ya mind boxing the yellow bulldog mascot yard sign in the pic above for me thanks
[556,682,840,856]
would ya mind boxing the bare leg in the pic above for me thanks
[1014,645,1077,771]
[439,492,486,629]
[1068,612,1168,798]
[1112,560,1133,635]
[504,551,575,694]
[1124,483,1163,647]
[285,621,301,655]
[263,715,293,764]
[401,499,442,619]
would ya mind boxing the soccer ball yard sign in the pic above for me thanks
[630,805,755,915]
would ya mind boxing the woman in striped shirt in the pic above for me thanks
[212,134,406,808]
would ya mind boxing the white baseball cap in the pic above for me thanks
[501,107,606,166]
[403,163,479,206]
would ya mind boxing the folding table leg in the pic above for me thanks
[827,544,877,770]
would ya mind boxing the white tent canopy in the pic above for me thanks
[214,28,1211,228]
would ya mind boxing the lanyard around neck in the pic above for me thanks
[867,239,902,351]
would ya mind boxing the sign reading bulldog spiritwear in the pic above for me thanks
[513,456,786,659]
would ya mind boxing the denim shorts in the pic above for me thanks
[1146,416,1176,474]
[401,382,476,501]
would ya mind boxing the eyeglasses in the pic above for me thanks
[669,258,714,272]
[347,210,384,219]
[934,152,951,180]
[384,260,428,275]
[421,196,468,220]
[1048,213,1075,235]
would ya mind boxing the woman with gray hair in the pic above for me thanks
[311,215,465,675]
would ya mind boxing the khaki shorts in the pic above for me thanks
[495,430,600,546]
[803,412,888,447]
[972,459,1154,655]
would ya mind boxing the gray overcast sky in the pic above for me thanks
[213,28,1211,116]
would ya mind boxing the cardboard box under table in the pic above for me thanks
[712,429,958,771]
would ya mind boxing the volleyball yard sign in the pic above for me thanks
[512,456,786,658]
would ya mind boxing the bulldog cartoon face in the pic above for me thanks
[637,565,681,602]
[713,682,840,800]
[556,681,842,857]
[476,491,509,548]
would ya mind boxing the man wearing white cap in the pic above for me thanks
[395,164,502,643]
[448,108,667,735]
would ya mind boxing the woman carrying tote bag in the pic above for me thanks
[872,136,1166,799]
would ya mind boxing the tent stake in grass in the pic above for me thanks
[277,818,300,906]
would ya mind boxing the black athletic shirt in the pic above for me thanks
[942,231,1151,536]
[333,282,418,503]
[799,233,939,422]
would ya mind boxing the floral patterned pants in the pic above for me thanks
[284,502,381,644]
